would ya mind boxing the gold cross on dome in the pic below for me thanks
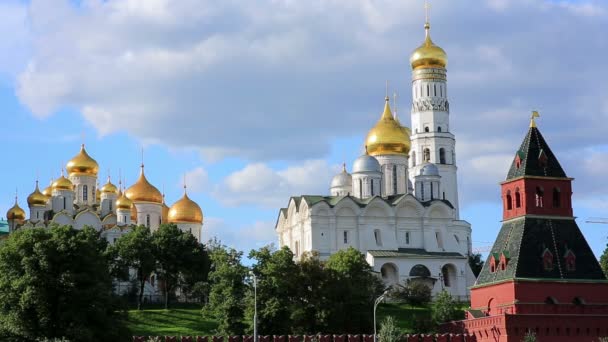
[530,110,540,127]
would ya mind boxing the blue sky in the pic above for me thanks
[1,0,608,258]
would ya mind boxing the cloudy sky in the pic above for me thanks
[1,0,608,257]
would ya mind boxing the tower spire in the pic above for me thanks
[424,0,431,33]
[530,110,540,128]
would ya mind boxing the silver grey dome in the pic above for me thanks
[352,154,381,173]
[420,163,439,176]
[331,168,352,188]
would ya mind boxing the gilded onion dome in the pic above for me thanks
[125,165,163,204]
[66,144,99,176]
[168,188,203,224]
[42,180,53,198]
[6,196,26,221]
[27,181,47,207]
[364,97,411,156]
[130,204,137,221]
[101,177,119,194]
[115,189,133,210]
[162,194,170,223]
[410,22,447,70]
[52,172,73,191]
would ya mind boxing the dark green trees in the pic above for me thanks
[0,226,128,342]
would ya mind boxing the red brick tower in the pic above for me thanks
[456,116,608,341]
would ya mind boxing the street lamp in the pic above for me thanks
[373,289,389,342]
[251,272,258,342]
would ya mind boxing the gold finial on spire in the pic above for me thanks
[530,110,540,128]
[183,174,187,194]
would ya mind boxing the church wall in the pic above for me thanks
[74,211,102,230]
[69,174,97,206]
[134,202,162,231]
[176,222,202,243]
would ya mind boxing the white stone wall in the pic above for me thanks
[134,202,162,231]
[374,154,409,196]
[69,174,97,206]
[100,193,118,217]
[51,189,75,215]
[116,208,131,226]
[176,222,202,243]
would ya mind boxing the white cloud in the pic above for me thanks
[183,167,209,193]
[203,217,277,253]
[214,159,336,208]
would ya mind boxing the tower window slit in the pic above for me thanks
[434,84,437,96]
[553,188,561,208]
[440,148,446,164]
[393,165,397,194]
[83,185,88,201]
[359,179,362,198]
[371,179,374,196]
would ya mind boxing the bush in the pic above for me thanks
[431,290,461,324]
[390,281,432,306]
[522,330,537,342]
[377,316,400,342]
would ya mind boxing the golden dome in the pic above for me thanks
[42,180,53,198]
[116,190,133,210]
[7,196,26,221]
[52,173,73,191]
[130,204,137,221]
[96,182,101,202]
[162,195,170,223]
[27,181,47,207]
[125,166,163,204]
[101,177,119,194]
[410,23,447,70]
[66,144,99,176]
[168,189,203,224]
[364,97,411,156]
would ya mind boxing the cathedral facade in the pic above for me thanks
[5,144,204,243]
[276,19,475,299]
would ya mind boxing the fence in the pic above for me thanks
[133,334,477,342]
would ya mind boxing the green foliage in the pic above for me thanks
[203,243,247,335]
[431,290,462,324]
[377,316,400,342]
[291,251,331,334]
[247,246,301,334]
[390,281,432,306]
[599,244,608,279]
[110,225,156,310]
[151,224,208,309]
[522,330,537,342]
[324,247,384,333]
[0,226,129,342]
[468,253,484,278]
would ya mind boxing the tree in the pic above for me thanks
[389,280,431,306]
[377,316,400,342]
[292,251,331,334]
[111,225,156,310]
[152,224,208,309]
[0,225,129,341]
[246,245,301,335]
[599,244,608,278]
[324,247,384,333]
[431,290,462,324]
[522,330,537,342]
[468,253,484,278]
[203,243,247,335]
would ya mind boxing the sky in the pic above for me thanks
[1,0,608,258]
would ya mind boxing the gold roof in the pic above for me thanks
[52,172,73,191]
[115,190,133,210]
[125,166,163,204]
[42,180,53,198]
[66,144,99,176]
[7,196,26,221]
[410,23,447,70]
[101,177,119,194]
[364,97,411,156]
[96,182,101,202]
[130,204,137,221]
[162,195,170,223]
[168,189,203,224]
[27,181,47,207]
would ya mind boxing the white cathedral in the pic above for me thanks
[276,19,475,299]
[6,144,204,243]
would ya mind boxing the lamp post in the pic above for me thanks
[251,272,258,342]
[373,290,389,342]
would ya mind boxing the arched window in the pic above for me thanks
[63,197,66,210]
[545,297,557,305]
[371,179,374,196]
[434,84,437,96]
[412,151,417,166]
[146,214,150,228]
[439,148,446,164]
[424,148,431,162]
[421,182,425,201]
[427,84,430,96]
[393,165,397,194]
[430,182,434,200]
[437,126,442,132]
[573,297,585,305]
[442,265,451,287]
[425,126,430,133]
[359,179,362,198]
[109,201,112,211]
[374,229,382,246]
[553,188,561,208]
[92,186,96,202]
[535,187,544,208]
[506,191,513,210]
[515,189,521,208]
[83,185,88,201]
